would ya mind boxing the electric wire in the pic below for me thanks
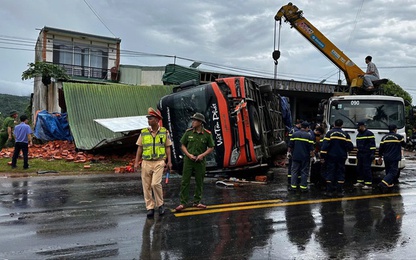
[0,34,415,87]
[83,0,117,38]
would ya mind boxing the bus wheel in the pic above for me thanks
[248,104,262,143]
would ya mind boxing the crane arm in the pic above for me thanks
[275,2,364,87]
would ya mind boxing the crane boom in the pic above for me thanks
[275,2,364,87]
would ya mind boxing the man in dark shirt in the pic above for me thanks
[354,121,376,189]
[321,119,354,196]
[287,119,303,186]
[378,124,405,192]
[288,121,314,192]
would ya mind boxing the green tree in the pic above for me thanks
[22,62,70,86]
[382,80,412,105]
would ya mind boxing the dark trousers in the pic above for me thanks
[325,157,346,192]
[357,154,373,185]
[12,142,29,168]
[383,160,399,186]
[287,157,292,185]
[291,159,310,190]
[287,157,301,185]
[311,161,326,188]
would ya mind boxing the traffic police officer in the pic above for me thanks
[175,113,215,211]
[377,124,405,192]
[135,107,172,218]
[354,121,376,189]
[288,121,314,192]
[321,119,354,196]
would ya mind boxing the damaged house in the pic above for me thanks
[32,26,173,151]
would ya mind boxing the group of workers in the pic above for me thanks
[134,107,214,218]
[287,118,406,197]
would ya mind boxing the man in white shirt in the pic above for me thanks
[363,55,380,90]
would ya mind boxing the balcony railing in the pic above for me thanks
[58,63,111,80]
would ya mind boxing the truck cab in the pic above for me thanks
[320,95,406,170]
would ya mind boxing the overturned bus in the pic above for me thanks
[157,77,290,175]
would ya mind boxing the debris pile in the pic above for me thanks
[0,140,136,173]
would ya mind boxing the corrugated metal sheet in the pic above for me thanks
[162,64,200,85]
[63,82,174,150]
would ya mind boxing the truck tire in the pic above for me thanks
[260,84,272,94]
[248,104,262,143]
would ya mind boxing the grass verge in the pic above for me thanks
[0,158,128,175]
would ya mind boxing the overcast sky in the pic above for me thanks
[1,0,415,102]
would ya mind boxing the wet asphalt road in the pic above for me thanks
[1,155,416,259]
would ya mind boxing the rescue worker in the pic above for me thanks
[134,107,172,218]
[320,119,353,197]
[310,126,325,188]
[0,110,18,150]
[287,119,303,186]
[353,121,376,190]
[377,124,405,192]
[175,113,215,212]
[288,121,314,192]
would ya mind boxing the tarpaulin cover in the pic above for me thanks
[34,110,73,141]
[280,96,292,131]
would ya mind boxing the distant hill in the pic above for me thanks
[0,94,31,119]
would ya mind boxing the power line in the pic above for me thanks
[83,0,116,37]
[1,34,416,86]
[346,0,365,49]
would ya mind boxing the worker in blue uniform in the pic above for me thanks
[377,124,406,192]
[320,119,354,197]
[288,121,314,192]
[287,119,303,186]
[353,121,376,190]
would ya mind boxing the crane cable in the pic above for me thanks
[272,19,282,89]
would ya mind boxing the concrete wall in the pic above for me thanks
[119,66,164,86]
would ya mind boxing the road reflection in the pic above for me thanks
[140,218,163,260]
[285,201,316,251]
[282,193,404,258]
[164,188,275,259]
[315,200,347,258]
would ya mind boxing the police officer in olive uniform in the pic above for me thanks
[175,113,215,212]
[135,107,172,218]
[0,110,18,150]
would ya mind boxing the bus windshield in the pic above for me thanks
[161,84,218,168]
[168,85,211,133]
[329,99,405,129]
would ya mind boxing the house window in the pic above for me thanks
[53,40,108,79]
